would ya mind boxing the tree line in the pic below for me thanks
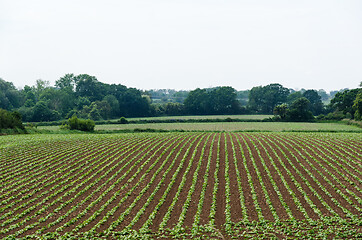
[0,74,361,124]
[0,74,152,122]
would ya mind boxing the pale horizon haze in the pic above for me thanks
[1,0,361,92]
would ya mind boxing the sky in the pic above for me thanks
[1,0,361,92]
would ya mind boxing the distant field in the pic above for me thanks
[0,132,361,239]
[125,114,272,121]
[39,121,362,132]
[92,122,361,132]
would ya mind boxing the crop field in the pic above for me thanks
[0,132,361,239]
[39,121,362,133]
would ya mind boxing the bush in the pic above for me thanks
[273,98,314,122]
[119,117,128,124]
[0,108,25,130]
[325,112,345,120]
[64,115,95,131]
[316,114,325,120]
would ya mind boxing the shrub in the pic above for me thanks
[286,98,314,122]
[0,108,25,130]
[273,98,314,122]
[325,112,345,120]
[119,117,128,124]
[316,114,325,120]
[65,115,95,132]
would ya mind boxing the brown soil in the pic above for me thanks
[256,134,322,220]
[271,134,347,217]
[236,134,274,221]
[225,134,244,223]
[163,134,209,229]
[281,135,362,215]
[176,134,213,229]
[229,134,258,222]
[246,133,305,221]
[198,134,218,225]
[214,133,226,227]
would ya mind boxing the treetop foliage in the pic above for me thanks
[0,78,23,110]
[329,88,360,116]
[248,83,290,114]
[273,98,314,122]
[184,86,242,115]
[0,74,361,123]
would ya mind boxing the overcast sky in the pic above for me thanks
[1,0,361,92]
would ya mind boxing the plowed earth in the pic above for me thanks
[0,132,361,239]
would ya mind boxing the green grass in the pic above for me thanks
[116,114,272,121]
[38,121,362,133]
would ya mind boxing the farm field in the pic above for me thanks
[95,122,362,132]
[38,121,362,133]
[0,132,361,239]
[120,115,273,121]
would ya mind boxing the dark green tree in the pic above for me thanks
[39,88,75,117]
[118,88,151,117]
[208,87,240,114]
[303,90,324,115]
[287,91,303,104]
[0,108,25,130]
[329,89,360,116]
[76,97,91,110]
[184,87,241,115]
[32,101,59,122]
[103,95,120,118]
[184,88,209,115]
[0,78,23,110]
[248,83,290,114]
[55,73,76,92]
[17,106,34,122]
[164,102,185,116]
[90,101,111,119]
[22,85,37,105]
[75,74,105,101]
[286,97,314,122]
[353,91,362,120]
[273,103,288,120]
[89,107,102,120]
